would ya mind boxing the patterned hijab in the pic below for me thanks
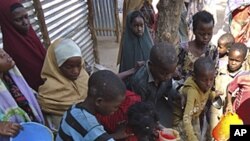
[38,38,89,116]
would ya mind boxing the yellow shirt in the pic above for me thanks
[181,77,215,141]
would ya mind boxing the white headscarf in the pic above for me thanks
[54,38,82,67]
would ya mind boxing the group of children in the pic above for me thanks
[1,1,250,141]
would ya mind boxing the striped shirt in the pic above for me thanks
[56,104,114,141]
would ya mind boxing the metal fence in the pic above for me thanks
[93,0,118,37]
[0,0,95,66]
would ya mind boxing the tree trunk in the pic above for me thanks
[156,0,184,44]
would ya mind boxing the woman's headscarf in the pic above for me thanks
[0,0,46,91]
[119,11,153,72]
[38,38,89,116]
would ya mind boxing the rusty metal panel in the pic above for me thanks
[0,0,95,66]
[93,0,116,36]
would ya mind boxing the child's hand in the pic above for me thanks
[0,122,22,137]
[225,103,234,113]
[215,90,223,97]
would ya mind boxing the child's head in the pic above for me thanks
[228,43,247,72]
[193,57,215,92]
[217,33,235,57]
[127,102,159,140]
[149,42,178,82]
[54,39,82,81]
[130,11,145,37]
[10,3,30,35]
[192,10,214,47]
[88,70,126,116]
[0,49,15,73]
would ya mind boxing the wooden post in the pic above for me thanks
[114,0,120,42]
[32,0,51,48]
[87,0,100,64]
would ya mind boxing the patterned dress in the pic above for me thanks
[177,42,219,81]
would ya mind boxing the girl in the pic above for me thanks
[119,10,153,73]
[177,10,218,83]
[38,38,89,131]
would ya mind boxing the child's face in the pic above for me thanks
[194,70,215,93]
[218,39,228,57]
[0,49,15,72]
[149,61,177,82]
[96,94,125,115]
[228,50,245,72]
[194,21,213,47]
[131,16,145,37]
[59,56,82,81]
[11,7,30,35]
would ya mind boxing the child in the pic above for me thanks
[211,43,248,132]
[226,71,250,124]
[177,10,218,82]
[56,70,127,141]
[38,38,89,130]
[127,102,159,141]
[127,42,179,127]
[119,10,153,72]
[175,57,220,141]
[96,90,141,134]
[217,33,235,69]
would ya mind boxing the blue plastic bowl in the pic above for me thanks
[10,122,53,141]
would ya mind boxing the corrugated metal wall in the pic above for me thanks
[0,0,95,66]
[93,0,116,36]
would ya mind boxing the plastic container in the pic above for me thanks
[158,128,180,141]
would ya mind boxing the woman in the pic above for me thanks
[38,38,89,131]
[119,11,153,73]
[0,0,46,91]
[225,0,250,46]
[0,49,44,141]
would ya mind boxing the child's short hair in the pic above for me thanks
[229,43,248,59]
[130,10,145,24]
[150,42,178,66]
[193,57,215,76]
[88,70,126,101]
[218,33,235,49]
[127,102,159,136]
[192,10,214,32]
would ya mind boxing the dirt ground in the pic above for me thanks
[97,0,229,73]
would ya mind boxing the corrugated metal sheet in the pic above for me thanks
[0,0,95,66]
[93,0,116,36]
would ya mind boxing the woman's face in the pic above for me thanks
[131,16,145,37]
[11,7,30,35]
[194,21,213,47]
[59,57,82,81]
[0,49,15,72]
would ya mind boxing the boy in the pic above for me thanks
[211,43,248,135]
[174,57,221,141]
[217,33,235,69]
[56,70,126,141]
[127,42,179,127]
